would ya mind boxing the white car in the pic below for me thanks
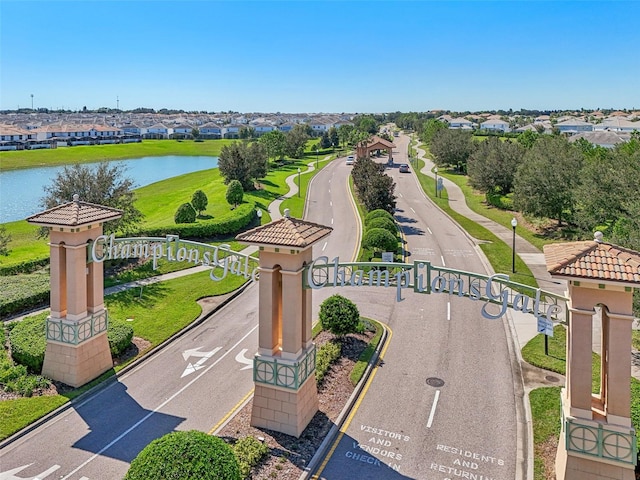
[346,155,354,165]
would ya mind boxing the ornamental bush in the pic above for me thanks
[364,209,394,226]
[174,202,197,224]
[9,313,47,373]
[366,217,397,236]
[362,227,397,253]
[107,320,133,356]
[316,340,341,385]
[319,294,360,337]
[191,189,209,216]
[124,430,241,480]
[232,435,270,478]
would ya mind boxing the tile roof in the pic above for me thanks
[543,236,640,284]
[27,195,123,227]
[236,215,332,248]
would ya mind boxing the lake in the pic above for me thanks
[0,156,218,224]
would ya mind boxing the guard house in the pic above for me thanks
[544,233,640,480]
[27,195,123,387]
[355,135,396,163]
[237,211,332,437]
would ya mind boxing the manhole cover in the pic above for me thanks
[545,375,560,383]
[426,377,445,387]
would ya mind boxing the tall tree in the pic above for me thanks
[225,180,244,208]
[337,124,354,147]
[351,156,396,213]
[513,136,583,225]
[0,225,11,256]
[191,190,208,216]
[320,131,331,149]
[429,129,475,171]
[419,119,447,145]
[259,130,286,161]
[284,124,309,158]
[467,137,523,194]
[218,141,267,190]
[328,127,339,148]
[41,163,143,234]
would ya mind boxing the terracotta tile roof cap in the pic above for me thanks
[543,234,640,284]
[27,194,123,227]
[236,212,332,248]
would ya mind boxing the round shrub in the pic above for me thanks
[174,202,197,224]
[107,320,134,356]
[319,294,360,336]
[364,209,394,226]
[9,314,47,373]
[125,430,241,480]
[362,227,398,253]
[366,217,397,236]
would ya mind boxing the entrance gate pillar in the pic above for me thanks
[545,234,639,480]
[237,211,332,437]
[27,195,123,387]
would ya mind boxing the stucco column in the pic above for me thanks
[566,305,594,418]
[65,243,88,321]
[258,266,280,356]
[280,268,303,359]
[302,282,313,349]
[49,242,66,318]
[86,257,103,313]
[606,311,633,425]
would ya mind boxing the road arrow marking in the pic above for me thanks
[0,463,60,480]
[181,347,221,378]
[235,348,254,370]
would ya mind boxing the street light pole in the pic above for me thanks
[434,167,439,198]
[297,167,301,197]
[511,217,518,273]
[256,208,263,224]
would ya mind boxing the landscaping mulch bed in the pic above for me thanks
[217,329,374,480]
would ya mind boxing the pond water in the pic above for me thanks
[0,155,218,224]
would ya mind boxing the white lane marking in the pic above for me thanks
[235,349,253,370]
[60,325,259,479]
[330,200,333,206]
[322,241,328,252]
[440,255,446,266]
[447,302,451,321]
[410,207,415,213]
[181,347,221,378]
[427,390,441,428]
[0,464,60,479]
[398,193,403,197]
[427,227,433,235]
[331,218,334,225]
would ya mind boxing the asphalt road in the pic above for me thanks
[309,135,521,480]
[0,134,524,480]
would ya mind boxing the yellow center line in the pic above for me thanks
[209,388,254,435]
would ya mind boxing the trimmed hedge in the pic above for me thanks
[319,294,360,336]
[134,203,256,238]
[9,314,47,373]
[362,228,398,253]
[9,313,134,374]
[125,430,241,480]
[107,320,134,356]
[366,217,398,236]
[0,257,49,276]
[0,272,50,318]
[316,340,341,386]
[364,209,394,226]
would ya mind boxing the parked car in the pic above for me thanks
[399,164,410,173]
[346,155,354,165]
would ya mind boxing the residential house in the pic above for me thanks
[568,131,626,149]
[144,123,172,139]
[222,124,242,139]
[448,117,475,129]
[479,119,511,133]
[199,123,222,139]
[595,117,639,133]
[555,119,594,134]
[171,124,194,139]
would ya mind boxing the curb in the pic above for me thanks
[0,280,254,450]
[300,323,390,479]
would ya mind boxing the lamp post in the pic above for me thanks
[256,208,262,224]
[511,217,518,273]
[297,167,301,197]
[434,167,439,198]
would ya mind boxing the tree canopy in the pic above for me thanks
[467,137,523,195]
[218,141,268,190]
[40,162,143,235]
[429,129,475,171]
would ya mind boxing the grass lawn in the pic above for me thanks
[0,139,236,171]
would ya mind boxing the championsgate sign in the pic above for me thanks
[89,236,566,323]
[89,234,260,281]
[304,256,567,323]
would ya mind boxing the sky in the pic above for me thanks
[1,0,639,114]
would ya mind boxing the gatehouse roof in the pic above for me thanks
[27,194,123,228]
[236,213,332,249]
[544,234,640,284]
